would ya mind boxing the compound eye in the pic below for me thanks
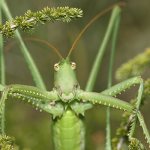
[54,63,60,71]
[71,62,76,70]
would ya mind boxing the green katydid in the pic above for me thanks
[0,2,150,150]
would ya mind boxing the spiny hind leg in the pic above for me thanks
[102,76,144,138]
[101,76,143,115]
[101,76,143,106]
[101,77,150,146]
[72,77,143,116]
[78,90,150,147]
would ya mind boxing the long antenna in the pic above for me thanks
[67,2,126,57]
[5,37,63,59]
[25,37,63,59]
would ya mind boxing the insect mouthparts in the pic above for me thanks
[61,93,75,102]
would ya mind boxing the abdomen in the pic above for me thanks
[52,109,85,150]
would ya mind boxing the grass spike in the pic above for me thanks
[0,134,18,150]
[129,138,146,150]
[0,6,83,37]
[116,48,150,81]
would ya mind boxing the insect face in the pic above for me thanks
[54,59,79,103]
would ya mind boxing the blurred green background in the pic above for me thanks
[1,0,150,149]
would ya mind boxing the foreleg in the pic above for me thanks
[0,84,64,117]
[101,76,143,100]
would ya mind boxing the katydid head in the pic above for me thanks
[20,2,125,103]
[53,58,80,102]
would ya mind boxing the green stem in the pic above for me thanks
[0,0,5,134]
[1,1,46,90]
[107,12,120,89]
[106,10,121,150]
[0,2,5,85]
[84,7,121,148]
[85,6,121,91]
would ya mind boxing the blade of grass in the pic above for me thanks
[1,0,46,90]
[84,5,122,149]
[0,1,5,85]
[106,8,121,150]
[85,6,122,91]
[0,0,5,134]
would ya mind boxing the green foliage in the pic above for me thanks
[0,134,18,150]
[112,48,150,149]
[111,112,129,148]
[115,48,150,103]
[116,48,150,81]
[128,138,146,150]
[111,101,134,149]
[142,79,150,102]
[0,7,83,37]
[112,79,150,149]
